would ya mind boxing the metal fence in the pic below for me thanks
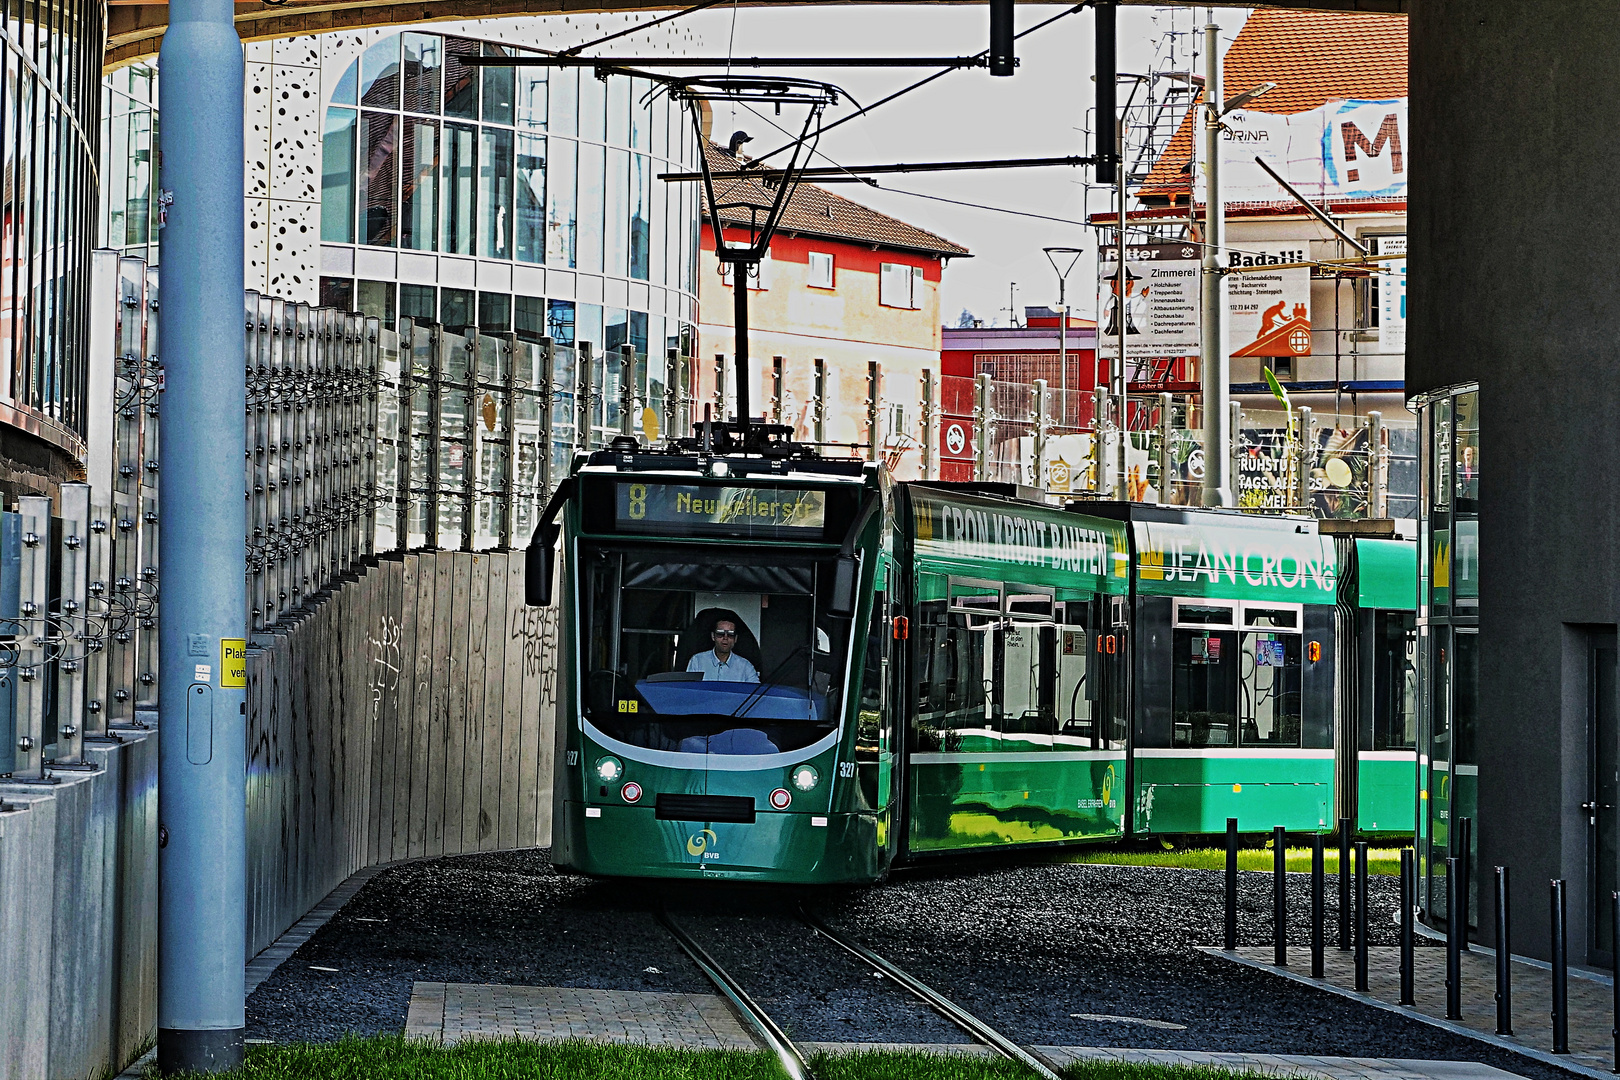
[937,373,1417,520]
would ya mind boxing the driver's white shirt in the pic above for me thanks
[686,650,759,683]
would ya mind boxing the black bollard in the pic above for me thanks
[1400,847,1415,1005]
[1446,857,1462,1020]
[1225,817,1238,950]
[1495,866,1512,1036]
[1311,834,1325,978]
[1354,840,1370,991]
[1338,817,1352,950]
[1274,826,1288,966]
[1611,892,1618,1071]
[1552,879,1569,1054]
[1458,816,1473,951]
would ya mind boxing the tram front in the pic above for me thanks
[529,449,890,883]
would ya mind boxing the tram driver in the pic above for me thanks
[686,618,760,683]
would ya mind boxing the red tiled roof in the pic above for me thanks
[1136,10,1407,204]
[700,142,971,259]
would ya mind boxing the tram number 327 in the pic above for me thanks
[838,762,856,778]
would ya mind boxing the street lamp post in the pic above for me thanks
[1043,246,1084,418]
[1197,16,1274,507]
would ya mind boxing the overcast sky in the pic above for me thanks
[577,2,1249,325]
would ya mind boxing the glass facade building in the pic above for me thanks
[315,31,700,358]
[1414,383,1480,929]
[2,0,104,456]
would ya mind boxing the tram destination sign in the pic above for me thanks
[613,482,830,539]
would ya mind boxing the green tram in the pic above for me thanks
[528,438,1416,884]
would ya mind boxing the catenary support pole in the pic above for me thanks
[1199,15,1232,507]
[156,0,248,1069]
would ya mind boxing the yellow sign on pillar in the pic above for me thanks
[221,638,247,688]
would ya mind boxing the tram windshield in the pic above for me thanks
[579,546,844,754]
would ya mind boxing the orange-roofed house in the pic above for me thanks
[1116,9,1410,428]
[697,142,969,481]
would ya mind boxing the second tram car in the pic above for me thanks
[529,435,1416,883]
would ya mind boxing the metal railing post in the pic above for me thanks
[506,332,525,542]
[1311,833,1325,977]
[1273,826,1288,965]
[458,328,477,553]
[665,347,681,443]
[974,372,993,482]
[867,362,882,463]
[1354,839,1369,991]
[713,351,727,420]
[54,483,91,767]
[921,368,937,480]
[619,343,637,440]
[14,496,51,781]
[1224,817,1238,950]
[427,323,445,549]
[1229,401,1244,508]
[1496,865,1512,1034]
[83,504,111,740]
[1157,391,1173,506]
[1552,878,1569,1052]
[363,315,381,559]
[1091,385,1108,493]
[1367,410,1385,518]
[1297,405,1316,512]
[577,340,596,452]
[395,319,414,550]
[535,335,554,500]
[1032,378,1049,491]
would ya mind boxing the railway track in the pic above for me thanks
[657,904,1065,1080]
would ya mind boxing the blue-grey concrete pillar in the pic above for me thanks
[155,0,247,1070]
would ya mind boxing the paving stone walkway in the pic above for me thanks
[1211,946,1616,1079]
[400,982,1531,1080]
[403,982,757,1048]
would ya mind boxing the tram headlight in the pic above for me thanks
[595,756,623,782]
[791,764,819,791]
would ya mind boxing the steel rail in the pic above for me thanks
[657,908,817,1080]
[800,907,1065,1080]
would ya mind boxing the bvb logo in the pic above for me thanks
[627,483,648,519]
[686,829,718,857]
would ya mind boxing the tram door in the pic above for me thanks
[1587,631,1618,967]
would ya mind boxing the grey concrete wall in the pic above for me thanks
[0,547,555,1079]
[0,730,159,1080]
[243,548,557,959]
[1410,1,1620,960]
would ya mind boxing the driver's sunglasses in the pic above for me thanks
[713,630,738,638]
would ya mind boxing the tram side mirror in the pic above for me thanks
[829,556,858,617]
[524,523,561,606]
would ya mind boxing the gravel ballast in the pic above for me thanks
[245,848,1576,1080]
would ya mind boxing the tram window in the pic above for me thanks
[1454,630,1478,765]
[1176,602,1235,626]
[1007,591,1053,619]
[1373,612,1418,750]
[1172,629,1239,747]
[577,549,840,755]
[1057,622,1092,744]
[1243,606,1299,629]
[1239,632,1302,747]
[855,590,888,808]
[999,620,1056,738]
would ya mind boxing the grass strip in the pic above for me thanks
[166,1035,1277,1080]
[1069,847,1406,877]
